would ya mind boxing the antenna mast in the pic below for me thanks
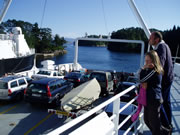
[0,0,12,24]
[128,0,151,51]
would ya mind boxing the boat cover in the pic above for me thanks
[61,78,101,111]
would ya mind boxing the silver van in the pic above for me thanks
[0,75,31,101]
[89,71,114,96]
[31,69,64,80]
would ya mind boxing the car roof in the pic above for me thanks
[0,75,25,82]
[90,71,110,74]
[122,81,136,86]
[38,69,57,72]
[30,78,61,85]
[67,72,82,75]
[88,69,116,73]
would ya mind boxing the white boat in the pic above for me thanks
[61,78,101,112]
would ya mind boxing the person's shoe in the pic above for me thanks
[161,125,172,135]
[169,124,175,132]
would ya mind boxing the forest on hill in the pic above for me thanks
[108,26,180,58]
[83,26,180,59]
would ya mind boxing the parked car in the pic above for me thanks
[31,69,64,80]
[104,102,140,134]
[24,78,73,106]
[115,81,137,104]
[109,70,118,90]
[126,76,139,84]
[64,72,89,87]
[0,75,31,101]
[89,71,114,96]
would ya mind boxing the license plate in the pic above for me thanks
[32,94,41,97]
[56,110,69,116]
[68,79,74,81]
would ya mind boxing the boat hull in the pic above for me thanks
[61,78,101,112]
[0,54,35,77]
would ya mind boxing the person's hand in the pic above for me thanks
[148,63,154,68]
[143,63,154,69]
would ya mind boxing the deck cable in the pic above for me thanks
[101,0,109,36]
[40,0,47,28]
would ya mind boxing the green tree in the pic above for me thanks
[53,34,65,46]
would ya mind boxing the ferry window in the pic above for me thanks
[37,71,43,74]
[18,79,26,85]
[47,71,51,75]
[10,81,18,88]
[53,72,57,76]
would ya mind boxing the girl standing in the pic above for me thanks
[140,50,164,135]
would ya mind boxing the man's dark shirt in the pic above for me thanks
[155,42,174,86]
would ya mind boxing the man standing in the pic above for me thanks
[149,31,174,132]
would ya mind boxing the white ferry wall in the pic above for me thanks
[12,27,34,56]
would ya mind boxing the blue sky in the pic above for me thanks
[2,0,180,38]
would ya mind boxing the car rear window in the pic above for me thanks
[66,72,81,78]
[0,81,8,89]
[18,79,26,85]
[28,83,47,93]
[26,77,32,83]
[37,71,51,75]
[90,73,106,82]
[49,79,66,92]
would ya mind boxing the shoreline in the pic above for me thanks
[36,50,67,58]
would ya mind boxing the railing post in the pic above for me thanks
[139,108,144,134]
[73,40,78,70]
[113,98,120,135]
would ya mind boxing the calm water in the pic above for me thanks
[37,44,141,73]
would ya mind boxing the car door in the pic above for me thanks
[18,78,27,91]
[10,80,19,95]
[49,81,59,99]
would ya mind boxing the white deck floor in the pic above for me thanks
[143,77,180,135]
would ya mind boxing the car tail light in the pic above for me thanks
[135,91,138,96]
[24,88,27,95]
[68,112,77,118]
[47,85,51,97]
[106,80,108,89]
[64,77,67,80]
[114,79,117,84]
[76,79,80,82]
[48,109,56,114]
[8,89,12,96]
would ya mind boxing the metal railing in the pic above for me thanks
[46,84,143,135]
[73,38,145,70]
